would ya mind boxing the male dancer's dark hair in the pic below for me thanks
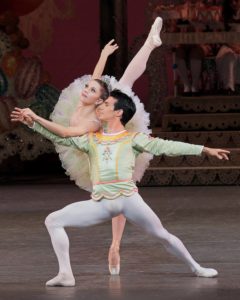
[110,89,136,125]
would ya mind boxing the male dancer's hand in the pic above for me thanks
[202,147,230,160]
[10,108,34,127]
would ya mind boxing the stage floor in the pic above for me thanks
[0,184,240,300]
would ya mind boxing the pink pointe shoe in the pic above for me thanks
[146,17,163,48]
[108,246,120,275]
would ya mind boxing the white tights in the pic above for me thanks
[118,16,162,88]
[45,193,201,276]
[119,41,155,88]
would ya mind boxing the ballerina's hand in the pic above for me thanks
[101,39,119,57]
[11,107,37,120]
[11,108,34,126]
[19,107,38,120]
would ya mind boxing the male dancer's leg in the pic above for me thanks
[121,193,218,278]
[45,199,121,286]
[108,17,163,273]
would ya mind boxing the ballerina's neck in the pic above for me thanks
[76,103,96,115]
[70,106,97,126]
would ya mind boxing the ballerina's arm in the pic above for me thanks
[11,107,100,137]
[11,113,90,152]
[92,39,118,79]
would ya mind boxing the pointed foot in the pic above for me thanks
[108,246,120,275]
[146,17,163,48]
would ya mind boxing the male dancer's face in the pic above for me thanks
[97,97,122,123]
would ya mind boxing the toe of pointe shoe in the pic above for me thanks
[157,17,163,26]
[109,264,120,275]
[195,268,218,278]
[152,18,163,46]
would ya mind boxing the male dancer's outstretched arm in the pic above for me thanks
[132,132,229,160]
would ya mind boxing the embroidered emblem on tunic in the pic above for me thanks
[102,146,112,162]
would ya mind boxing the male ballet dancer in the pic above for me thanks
[11,90,229,286]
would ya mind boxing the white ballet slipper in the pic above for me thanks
[46,273,76,287]
[194,266,218,278]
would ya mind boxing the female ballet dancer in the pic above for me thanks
[18,17,163,275]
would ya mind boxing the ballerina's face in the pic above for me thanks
[80,80,103,105]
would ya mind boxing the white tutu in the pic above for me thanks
[50,75,152,192]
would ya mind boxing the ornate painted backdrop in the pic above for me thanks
[0,1,70,167]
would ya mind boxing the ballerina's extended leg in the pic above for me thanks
[108,215,126,275]
[108,17,163,275]
[119,16,163,88]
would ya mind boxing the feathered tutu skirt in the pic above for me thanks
[50,75,152,192]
